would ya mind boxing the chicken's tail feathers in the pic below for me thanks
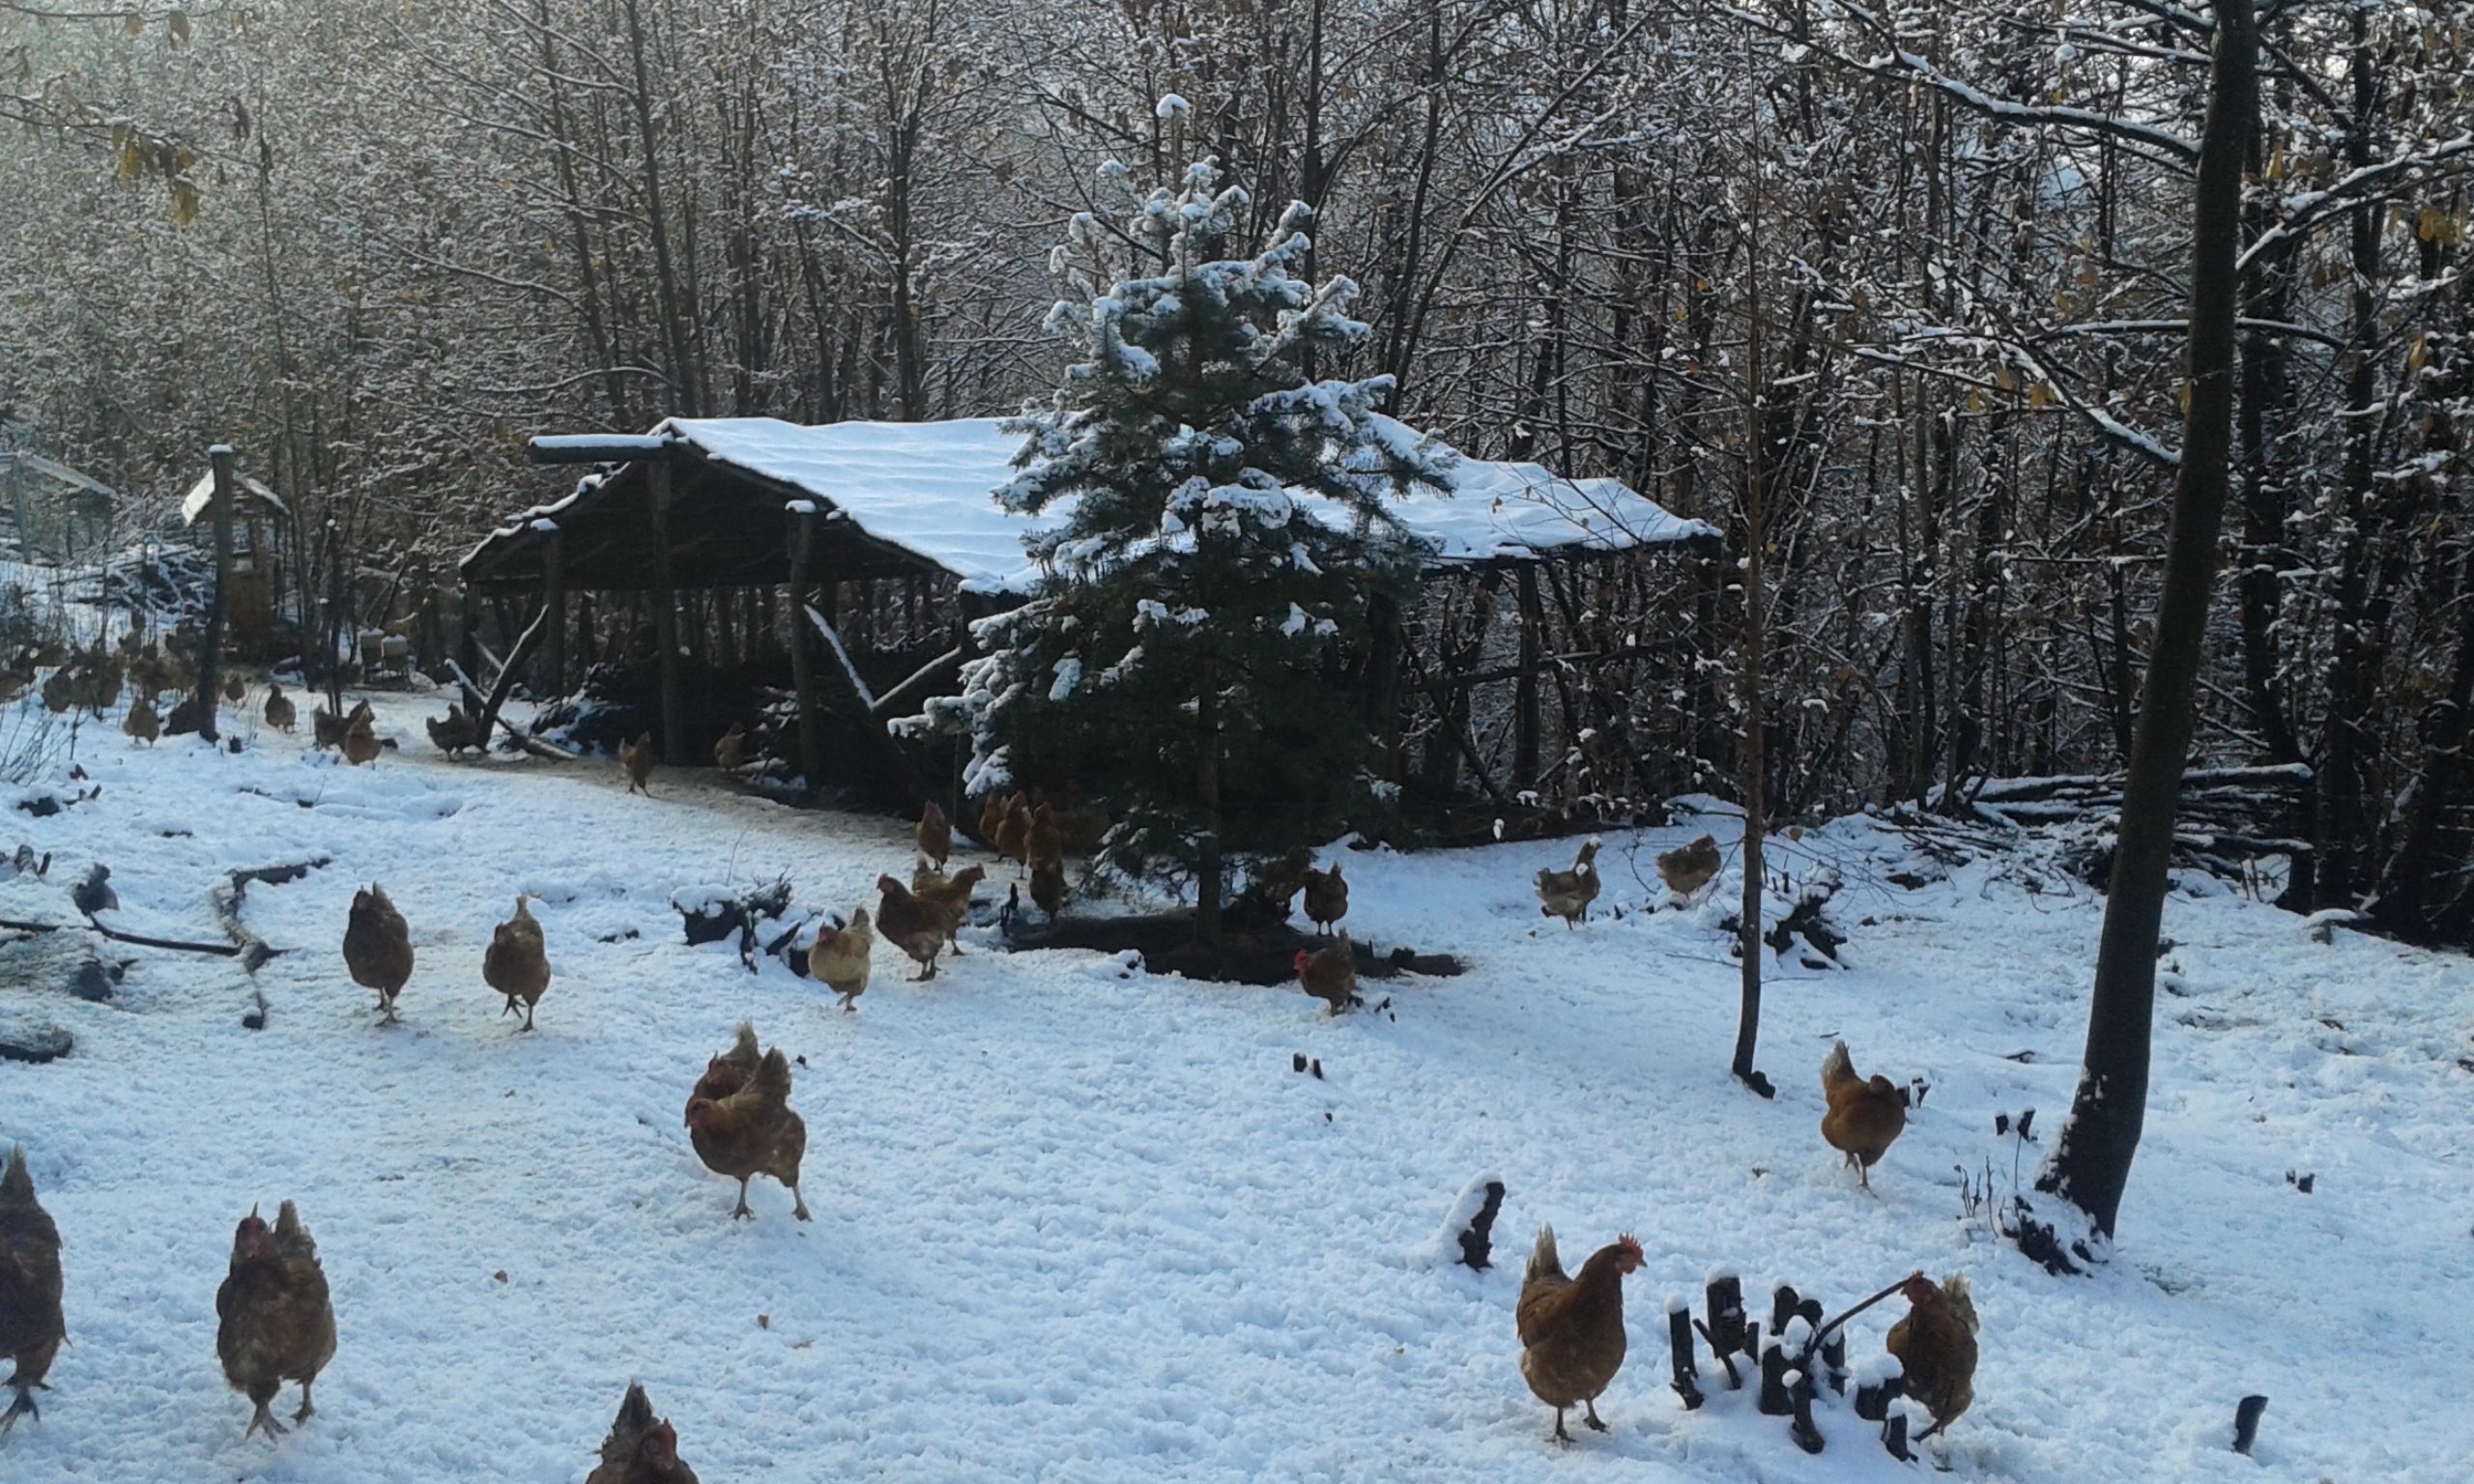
[0,1144,30,1203]
[1526,1224,1563,1284]
[273,1199,316,1259]
[755,1045,794,1106]
[1821,1039,1856,1094]
[1942,1273,1978,1332]
[615,1381,656,1433]
[730,1020,760,1059]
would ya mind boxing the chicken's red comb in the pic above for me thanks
[1618,1233,1645,1258]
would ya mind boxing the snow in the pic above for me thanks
[4,699,2472,1483]
[178,469,285,527]
[530,416,1719,596]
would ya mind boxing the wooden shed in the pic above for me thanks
[460,416,1721,812]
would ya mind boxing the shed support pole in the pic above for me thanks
[788,507,823,789]
[1514,565,1543,790]
[649,459,686,765]
[542,528,566,699]
[195,443,237,742]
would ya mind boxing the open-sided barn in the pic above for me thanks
[461,416,1721,818]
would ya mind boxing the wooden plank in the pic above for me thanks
[542,526,566,699]
[649,459,686,765]
[194,443,237,742]
[788,506,823,788]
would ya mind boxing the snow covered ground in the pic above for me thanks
[4,688,2470,1483]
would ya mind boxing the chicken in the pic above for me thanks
[711,721,746,772]
[123,691,159,746]
[340,708,382,766]
[1884,1272,1978,1438]
[1294,931,1357,1014]
[222,671,246,704]
[992,791,1032,873]
[874,873,949,980]
[683,1038,811,1220]
[619,730,655,795]
[1026,802,1062,869]
[975,791,1008,847]
[425,703,481,757]
[1657,834,1722,899]
[484,894,551,1031]
[915,799,952,869]
[1820,1040,1909,1189]
[807,908,874,1012]
[689,1022,762,1110]
[344,883,415,1024]
[1241,846,1313,922]
[311,699,371,751]
[263,684,296,733]
[1536,839,1602,928]
[909,863,987,956]
[215,1201,336,1441]
[1301,861,1349,937]
[1030,855,1067,922]
[1515,1226,1644,1442]
[586,1382,699,1484]
[0,1147,65,1436]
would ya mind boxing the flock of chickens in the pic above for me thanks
[1510,1036,1973,1446]
[2,1139,695,1478]
[5,682,1975,1473]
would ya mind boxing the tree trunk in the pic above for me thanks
[1732,121,1769,1097]
[2031,0,2257,1254]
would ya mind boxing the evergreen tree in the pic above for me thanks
[932,157,1450,938]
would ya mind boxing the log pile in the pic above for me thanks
[1959,763,2314,886]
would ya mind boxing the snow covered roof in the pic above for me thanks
[179,469,285,526]
[0,449,115,502]
[463,415,1717,596]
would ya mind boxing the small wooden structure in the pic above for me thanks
[461,416,1721,811]
[180,463,290,646]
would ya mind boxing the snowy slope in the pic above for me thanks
[2,690,2469,1483]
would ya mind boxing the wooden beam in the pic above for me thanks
[1513,565,1543,788]
[649,459,686,765]
[194,444,237,742]
[541,526,566,699]
[787,505,823,788]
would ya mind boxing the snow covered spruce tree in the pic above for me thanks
[936,157,1449,941]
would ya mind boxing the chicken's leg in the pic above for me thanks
[1583,1399,1607,1432]
[1,1383,37,1434]
[501,997,519,1018]
[1549,1407,1571,1444]
[732,1178,755,1219]
[244,1399,289,1441]
[294,1378,318,1425]
[790,1182,812,1221]
[1857,1159,1873,1192]
[520,1001,537,1033]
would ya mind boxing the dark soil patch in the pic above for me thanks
[1001,908,1463,986]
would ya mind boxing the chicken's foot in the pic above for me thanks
[293,1380,317,1425]
[244,1401,289,1441]
[790,1184,812,1221]
[1548,1407,1571,1444]
[732,1179,755,1219]
[1,1383,37,1434]
[1583,1399,1607,1432]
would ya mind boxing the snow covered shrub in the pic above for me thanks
[922,156,1451,928]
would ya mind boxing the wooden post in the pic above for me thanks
[787,505,823,789]
[1788,1365,1825,1454]
[1666,1300,1704,1411]
[542,526,566,699]
[2232,1395,2267,1455]
[1514,564,1542,790]
[194,444,238,743]
[1756,1339,1794,1415]
[648,458,686,765]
